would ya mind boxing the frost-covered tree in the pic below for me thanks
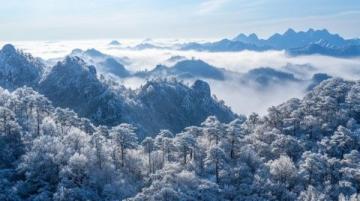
[206,145,226,184]
[297,185,327,201]
[267,106,283,129]
[202,116,224,145]
[142,137,155,174]
[269,155,298,187]
[301,115,321,140]
[0,106,22,168]
[40,116,59,136]
[174,131,196,165]
[226,118,245,159]
[346,82,360,119]
[154,129,174,166]
[17,135,61,199]
[91,130,107,170]
[110,123,138,168]
[299,152,329,187]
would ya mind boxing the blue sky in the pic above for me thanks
[1,0,360,40]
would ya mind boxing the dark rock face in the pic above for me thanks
[137,80,236,137]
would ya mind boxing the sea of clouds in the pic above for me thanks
[1,39,360,116]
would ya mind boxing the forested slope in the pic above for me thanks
[0,78,359,200]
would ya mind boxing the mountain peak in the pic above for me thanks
[233,33,247,40]
[71,48,83,55]
[84,48,105,58]
[1,44,17,54]
[0,44,44,90]
[62,56,97,75]
[154,64,168,71]
[248,33,259,40]
[109,40,121,46]
[237,33,247,38]
[319,28,329,33]
[64,56,85,65]
[284,28,296,35]
[233,33,259,44]
[192,80,211,97]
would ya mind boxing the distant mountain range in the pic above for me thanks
[180,39,268,52]
[233,28,359,49]
[103,28,360,57]
[287,40,360,57]
[179,28,360,57]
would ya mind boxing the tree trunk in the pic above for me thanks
[121,146,125,167]
[230,138,235,159]
[167,147,171,162]
[36,108,40,136]
[148,151,151,174]
[183,148,187,165]
[2,112,6,134]
[215,159,219,184]
[113,149,119,170]
[96,142,102,170]
[162,148,165,167]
